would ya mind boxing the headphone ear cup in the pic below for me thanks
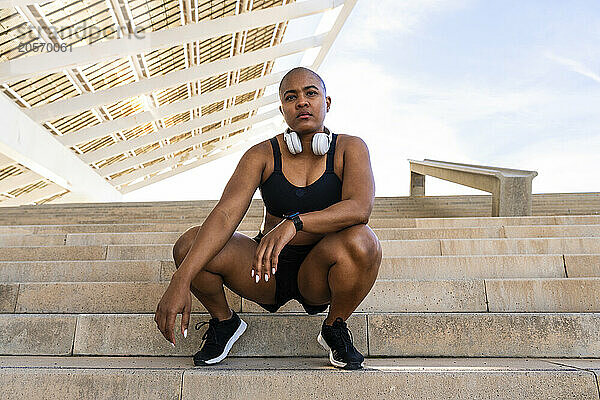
[284,129,302,154]
[311,131,332,156]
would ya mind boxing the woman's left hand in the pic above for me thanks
[252,219,296,283]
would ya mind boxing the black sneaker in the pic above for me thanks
[317,317,364,370]
[193,310,247,366]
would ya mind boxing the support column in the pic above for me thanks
[410,172,425,197]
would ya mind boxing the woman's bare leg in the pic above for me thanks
[296,224,382,324]
[173,227,276,321]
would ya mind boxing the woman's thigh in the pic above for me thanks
[179,227,277,305]
[296,224,381,304]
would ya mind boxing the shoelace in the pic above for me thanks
[331,317,354,354]
[195,318,219,347]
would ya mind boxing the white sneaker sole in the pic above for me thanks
[199,319,247,365]
[317,332,364,369]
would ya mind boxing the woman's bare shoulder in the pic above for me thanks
[243,137,273,159]
[335,133,369,152]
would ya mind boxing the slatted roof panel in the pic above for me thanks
[0,0,298,205]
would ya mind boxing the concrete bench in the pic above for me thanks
[408,159,538,217]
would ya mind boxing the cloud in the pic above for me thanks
[545,52,600,84]
[342,0,471,49]
[321,59,482,196]
[504,134,600,194]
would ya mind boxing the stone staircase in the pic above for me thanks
[1,195,600,399]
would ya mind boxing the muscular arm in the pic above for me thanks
[175,144,265,283]
[297,136,375,233]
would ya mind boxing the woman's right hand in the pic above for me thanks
[154,272,192,346]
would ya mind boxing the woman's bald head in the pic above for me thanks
[278,67,326,99]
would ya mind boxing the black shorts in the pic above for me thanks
[252,231,329,315]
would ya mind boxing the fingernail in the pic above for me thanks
[171,342,175,348]
[251,270,255,277]
[265,274,269,282]
[272,268,275,274]
[255,274,260,283]
[184,329,188,338]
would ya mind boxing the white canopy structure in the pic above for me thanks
[0,0,356,206]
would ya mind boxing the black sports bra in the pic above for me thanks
[258,133,342,218]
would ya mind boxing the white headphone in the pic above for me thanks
[283,127,332,156]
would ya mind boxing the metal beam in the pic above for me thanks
[0,0,43,7]
[311,0,356,69]
[99,108,280,176]
[0,153,15,170]
[112,121,279,187]
[120,127,273,194]
[0,92,122,202]
[27,34,324,122]
[17,2,119,160]
[60,71,284,146]
[0,183,65,207]
[0,0,345,83]
[79,93,279,163]
[0,170,41,193]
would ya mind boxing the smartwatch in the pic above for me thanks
[283,211,303,232]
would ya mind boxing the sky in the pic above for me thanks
[123,0,600,202]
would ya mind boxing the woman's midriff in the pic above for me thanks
[262,210,325,246]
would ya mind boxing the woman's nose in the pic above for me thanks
[296,95,309,106]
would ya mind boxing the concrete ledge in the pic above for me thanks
[368,313,600,357]
[0,314,76,355]
[565,255,600,277]
[0,284,17,312]
[72,314,367,357]
[440,237,600,255]
[0,260,162,283]
[378,254,565,279]
[504,225,600,238]
[0,245,107,261]
[486,278,600,312]
[408,159,537,217]
[14,282,240,313]
[0,234,66,247]
[0,357,598,400]
[2,224,598,246]
[0,367,182,400]
[4,313,600,357]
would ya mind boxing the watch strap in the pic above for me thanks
[283,212,303,232]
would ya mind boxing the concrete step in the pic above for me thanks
[0,254,585,283]
[1,193,598,219]
[413,215,600,228]
[2,215,599,237]
[1,312,599,357]
[4,278,599,314]
[381,254,598,279]
[0,260,164,283]
[0,356,598,400]
[0,245,107,261]
[1,254,597,285]
[2,237,599,262]
[435,237,600,256]
[1,224,598,247]
[104,238,600,260]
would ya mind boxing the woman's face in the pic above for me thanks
[278,70,331,134]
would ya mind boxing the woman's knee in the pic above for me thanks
[340,224,382,269]
[172,226,199,267]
